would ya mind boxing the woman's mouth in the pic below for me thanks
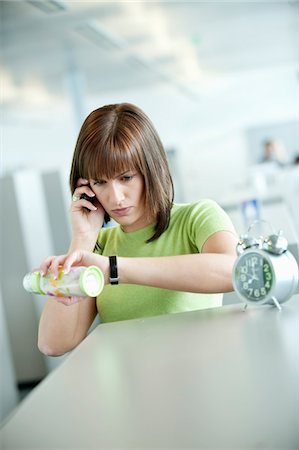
[112,207,132,217]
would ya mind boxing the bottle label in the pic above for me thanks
[39,266,104,297]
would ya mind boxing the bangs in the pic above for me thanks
[80,135,142,181]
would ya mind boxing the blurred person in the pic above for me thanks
[248,139,289,194]
[36,103,238,356]
[261,139,289,166]
[293,154,299,165]
[282,163,299,233]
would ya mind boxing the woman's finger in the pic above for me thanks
[74,178,95,198]
[71,198,97,212]
[49,255,68,278]
[76,178,89,187]
[39,255,57,275]
[72,186,95,200]
[54,295,87,306]
[63,251,84,274]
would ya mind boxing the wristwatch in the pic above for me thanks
[109,255,119,285]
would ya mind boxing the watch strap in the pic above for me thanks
[109,256,119,285]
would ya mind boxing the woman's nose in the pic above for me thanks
[109,182,125,205]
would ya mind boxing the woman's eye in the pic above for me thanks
[122,175,134,182]
[93,180,106,186]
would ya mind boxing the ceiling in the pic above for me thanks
[1,0,299,110]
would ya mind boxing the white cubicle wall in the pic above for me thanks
[0,173,47,383]
[0,169,71,393]
[0,288,19,423]
[225,199,299,261]
[41,169,71,255]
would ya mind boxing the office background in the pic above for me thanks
[1,0,299,423]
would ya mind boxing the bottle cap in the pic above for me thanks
[23,271,44,295]
[79,266,104,297]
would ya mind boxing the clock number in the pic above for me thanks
[235,253,274,301]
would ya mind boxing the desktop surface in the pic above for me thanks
[1,295,299,449]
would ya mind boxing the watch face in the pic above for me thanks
[234,252,273,301]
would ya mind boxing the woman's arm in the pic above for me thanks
[37,243,99,356]
[61,230,238,294]
[119,231,237,293]
[38,296,97,357]
[119,253,235,292]
[37,179,106,356]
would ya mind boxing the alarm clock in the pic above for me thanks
[232,223,298,310]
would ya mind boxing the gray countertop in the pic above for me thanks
[1,295,299,449]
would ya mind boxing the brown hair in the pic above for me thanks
[69,103,174,242]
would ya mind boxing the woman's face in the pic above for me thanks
[90,171,153,232]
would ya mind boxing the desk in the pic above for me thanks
[1,296,299,449]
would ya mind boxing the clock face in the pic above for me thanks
[234,252,273,301]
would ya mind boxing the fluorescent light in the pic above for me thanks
[76,22,128,51]
[127,55,151,71]
[27,0,67,14]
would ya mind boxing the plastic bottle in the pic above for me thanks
[23,266,104,297]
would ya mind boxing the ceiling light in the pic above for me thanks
[127,55,151,71]
[76,22,128,51]
[27,0,67,14]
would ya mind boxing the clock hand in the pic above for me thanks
[247,273,259,284]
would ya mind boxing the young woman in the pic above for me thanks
[38,103,238,356]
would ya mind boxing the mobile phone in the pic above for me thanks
[80,193,110,224]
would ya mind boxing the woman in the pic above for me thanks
[38,103,238,356]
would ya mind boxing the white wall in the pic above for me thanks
[2,64,298,202]
[0,288,19,424]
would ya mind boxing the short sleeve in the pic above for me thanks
[188,200,236,252]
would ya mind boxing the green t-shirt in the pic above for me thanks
[95,200,236,323]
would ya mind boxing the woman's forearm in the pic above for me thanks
[118,253,236,293]
[63,250,236,294]
[68,231,98,254]
[38,297,97,356]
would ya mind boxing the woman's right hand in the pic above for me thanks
[37,255,91,307]
[70,178,106,239]
[50,295,88,306]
